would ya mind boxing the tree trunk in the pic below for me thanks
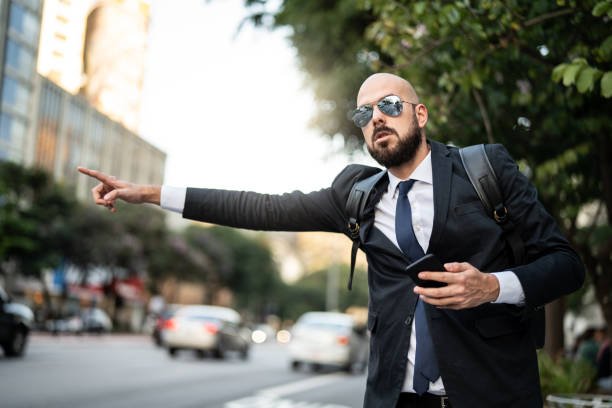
[544,298,565,357]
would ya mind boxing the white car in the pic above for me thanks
[289,311,369,373]
[162,305,250,359]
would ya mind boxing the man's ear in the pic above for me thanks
[415,104,428,128]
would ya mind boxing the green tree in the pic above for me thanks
[245,0,611,353]
[0,162,76,277]
[0,162,76,318]
[274,266,368,321]
[185,225,283,320]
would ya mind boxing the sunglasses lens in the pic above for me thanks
[378,96,403,117]
[352,96,406,127]
[352,106,373,128]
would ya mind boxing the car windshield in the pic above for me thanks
[176,306,240,323]
[298,321,351,333]
[296,313,353,332]
[183,316,221,324]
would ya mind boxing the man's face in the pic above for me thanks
[356,78,424,168]
[364,102,422,169]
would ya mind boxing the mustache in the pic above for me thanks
[372,126,398,140]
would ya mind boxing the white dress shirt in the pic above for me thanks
[160,153,526,395]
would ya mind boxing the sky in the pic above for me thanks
[140,0,375,194]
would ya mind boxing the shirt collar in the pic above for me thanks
[387,151,433,195]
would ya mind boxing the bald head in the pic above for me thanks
[357,73,419,106]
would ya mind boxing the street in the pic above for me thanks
[0,333,367,408]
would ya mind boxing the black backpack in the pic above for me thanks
[345,144,544,347]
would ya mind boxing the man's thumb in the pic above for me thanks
[104,190,119,201]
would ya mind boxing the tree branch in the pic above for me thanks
[472,89,494,144]
[523,8,573,27]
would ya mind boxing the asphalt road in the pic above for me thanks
[0,333,367,408]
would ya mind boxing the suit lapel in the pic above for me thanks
[428,140,452,253]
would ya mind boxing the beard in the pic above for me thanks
[367,121,423,169]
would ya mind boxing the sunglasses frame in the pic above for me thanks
[352,95,417,128]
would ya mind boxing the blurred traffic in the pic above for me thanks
[288,311,368,374]
[0,284,34,357]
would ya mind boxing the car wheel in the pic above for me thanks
[290,360,301,371]
[342,362,354,374]
[355,360,367,374]
[167,347,178,358]
[4,329,27,357]
[213,344,225,359]
[195,349,206,359]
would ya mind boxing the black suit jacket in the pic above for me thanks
[182,140,584,408]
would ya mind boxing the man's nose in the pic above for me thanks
[371,105,386,127]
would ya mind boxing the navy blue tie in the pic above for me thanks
[395,180,440,395]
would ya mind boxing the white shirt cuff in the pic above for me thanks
[160,186,186,214]
[491,271,525,305]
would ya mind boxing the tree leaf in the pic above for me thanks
[592,0,611,17]
[576,67,599,93]
[600,35,612,60]
[552,63,568,83]
[562,63,582,86]
[601,71,612,98]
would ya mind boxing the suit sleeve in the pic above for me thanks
[181,164,381,234]
[486,144,585,308]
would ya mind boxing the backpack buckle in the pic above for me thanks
[348,218,360,239]
[493,205,508,223]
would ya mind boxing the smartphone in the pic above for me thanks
[405,254,447,288]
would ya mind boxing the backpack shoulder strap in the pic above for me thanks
[459,144,505,221]
[459,144,525,264]
[345,170,386,290]
[459,145,543,348]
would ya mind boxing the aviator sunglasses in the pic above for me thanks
[352,95,417,128]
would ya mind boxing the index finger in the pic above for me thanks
[77,166,115,184]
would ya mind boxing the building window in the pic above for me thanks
[1,76,31,116]
[5,38,35,76]
[0,112,26,161]
[20,0,42,12]
[8,3,40,46]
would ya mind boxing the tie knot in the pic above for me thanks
[398,179,416,196]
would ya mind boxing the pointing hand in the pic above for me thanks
[77,167,160,212]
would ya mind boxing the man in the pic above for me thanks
[79,73,584,407]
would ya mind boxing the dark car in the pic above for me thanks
[0,286,34,357]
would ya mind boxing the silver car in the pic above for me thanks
[289,311,368,373]
[162,305,250,360]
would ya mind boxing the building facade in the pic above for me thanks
[0,0,42,163]
[33,75,165,200]
[37,0,150,134]
[0,0,164,200]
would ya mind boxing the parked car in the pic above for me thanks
[0,285,34,357]
[162,305,250,359]
[152,304,181,346]
[47,307,112,334]
[288,311,369,373]
[80,307,113,333]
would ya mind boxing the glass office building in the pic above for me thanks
[0,0,42,162]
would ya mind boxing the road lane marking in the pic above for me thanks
[225,394,350,408]
[224,373,352,408]
[259,372,346,397]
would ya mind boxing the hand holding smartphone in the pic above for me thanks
[405,254,447,288]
